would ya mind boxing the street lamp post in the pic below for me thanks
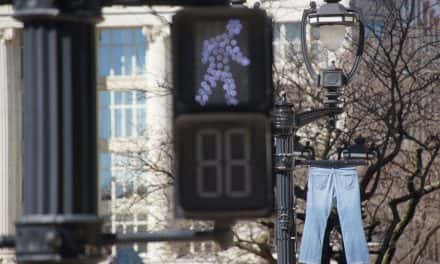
[273,91,320,264]
[273,94,296,264]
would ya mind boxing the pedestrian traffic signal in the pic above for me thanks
[172,7,273,219]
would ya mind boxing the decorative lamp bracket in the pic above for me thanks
[294,107,343,129]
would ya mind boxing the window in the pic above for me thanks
[99,90,147,139]
[98,28,147,76]
[116,225,124,233]
[365,19,384,38]
[285,23,301,41]
[126,225,134,233]
[112,213,149,255]
[113,153,144,199]
[115,181,135,199]
[274,22,301,60]
[137,214,148,221]
[137,224,147,232]
[274,22,301,43]
[136,224,148,253]
[100,153,112,200]
[99,152,146,201]
[116,214,134,222]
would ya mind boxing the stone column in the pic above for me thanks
[0,27,22,264]
[144,26,175,263]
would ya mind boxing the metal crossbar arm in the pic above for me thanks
[103,229,231,244]
[296,159,368,167]
[100,220,234,249]
[295,107,343,128]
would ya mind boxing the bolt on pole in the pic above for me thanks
[273,92,296,264]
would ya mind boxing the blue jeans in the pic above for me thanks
[299,167,369,264]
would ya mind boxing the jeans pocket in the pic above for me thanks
[312,173,328,190]
[341,173,356,190]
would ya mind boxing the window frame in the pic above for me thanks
[273,21,302,60]
[109,90,147,139]
[99,90,147,140]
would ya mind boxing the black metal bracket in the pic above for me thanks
[14,216,104,263]
[99,220,234,250]
[294,107,343,128]
[296,159,368,167]
[0,235,15,248]
[101,226,233,250]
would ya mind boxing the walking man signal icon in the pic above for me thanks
[195,19,251,106]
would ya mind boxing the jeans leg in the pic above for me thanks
[335,170,370,264]
[299,169,333,264]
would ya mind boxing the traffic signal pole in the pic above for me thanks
[273,93,296,264]
[13,2,104,263]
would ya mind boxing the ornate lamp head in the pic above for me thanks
[301,0,365,88]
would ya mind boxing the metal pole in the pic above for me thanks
[13,2,103,263]
[100,220,234,249]
[273,92,295,264]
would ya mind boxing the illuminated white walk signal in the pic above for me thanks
[195,19,251,106]
[172,7,273,116]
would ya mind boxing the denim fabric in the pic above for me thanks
[299,167,369,264]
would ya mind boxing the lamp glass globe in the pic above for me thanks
[319,25,347,52]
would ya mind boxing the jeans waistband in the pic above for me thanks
[309,166,357,174]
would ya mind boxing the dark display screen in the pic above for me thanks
[176,114,272,218]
